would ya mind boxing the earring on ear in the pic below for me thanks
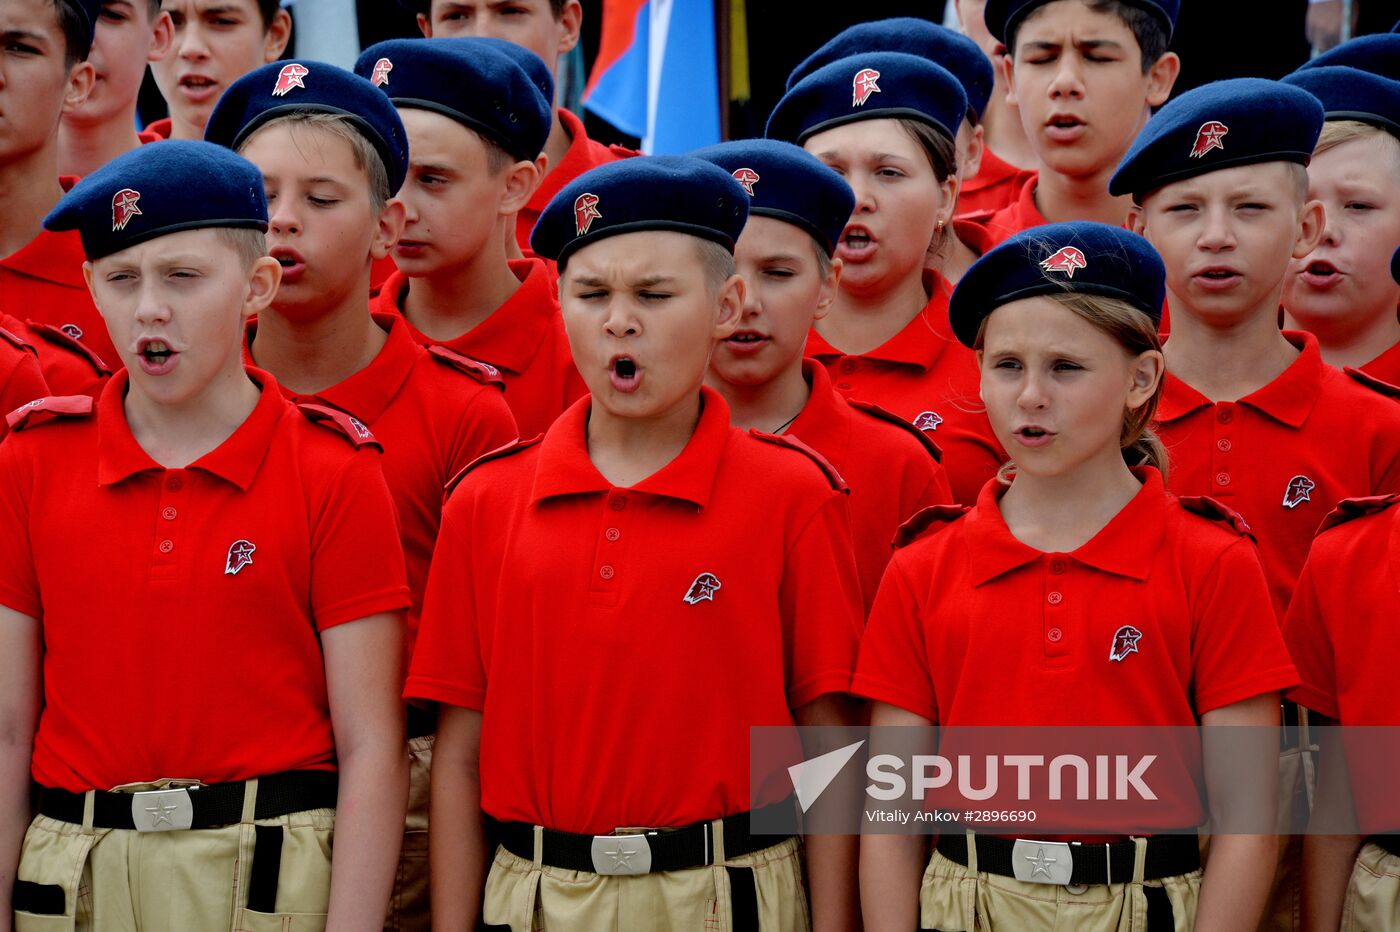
[936,220,945,235]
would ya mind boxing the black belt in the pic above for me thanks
[936,830,1200,885]
[492,799,798,875]
[407,703,437,740]
[1282,701,1304,751]
[37,770,338,831]
[1369,835,1400,857]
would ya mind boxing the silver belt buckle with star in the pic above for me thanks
[130,788,195,832]
[590,832,653,876]
[1010,839,1074,885]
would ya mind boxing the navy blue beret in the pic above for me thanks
[690,139,854,256]
[205,60,409,195]
[44,141,267,260]
[530,156,749,270]
[786,19,993,124]
[984,0,1179,44]
[766,52,967,147]
[468,36,557,106]
[1109,78,1323,200]
[1283,67,1400,138]
[948,222,1165,347]
[1300,33,1400,77]
[354,39,551,162]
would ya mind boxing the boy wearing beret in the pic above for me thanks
[404,0,638,257]
[204,61,520,931]
[692,138,953,614]
[408,156,864,931]
[360,38,586,440]
[0,141,410,929]
[974,0,1181,246]
[1114,77,1400,932]
[58,0,172,176]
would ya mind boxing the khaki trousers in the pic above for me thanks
[384,734,433,932]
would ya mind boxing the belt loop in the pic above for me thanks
[241,777,260,824]
[712,816,728,864]
[1131,836,1148,884]
[532,824,543,868]
[963,829,978,875]
[81,790,95,834]
[1105,843,1113,886]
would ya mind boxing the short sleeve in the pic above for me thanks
[0,437,38,618]
[0,352,48,438]
[447,386,518,479]
[1280,547,1339,719]
[780,492,862,709]
[851,554,938,722]
[1191,537,1299,715]
[309,448,410,630]
[404,493,486,710]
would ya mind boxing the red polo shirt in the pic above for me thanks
[972,173,1047,249]
[1360,339,1400,386]
[141,118,172,141]
[1156,331,1400,615]
[248,313,518,647]
[0,368,410,792]
[8,314,109,398]
[1283,496,1400,832]
[957,146,1035,218]
[787,360,952,613]
[805,270,1005,506]
[516,108,638,257]
[854,469,1297,828]
[406,387,863,835]
[0,329,48,438]
[952,217,998,262]
[373,260,585,439]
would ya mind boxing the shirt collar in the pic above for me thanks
[805,269,958,369]
[531,385,733,508]
[0,228,87,288]
[97,366,287,489]
[1158,330,1324,428]
[787,359,850,463]
[965,467,1169,586]
[527,108,596,216]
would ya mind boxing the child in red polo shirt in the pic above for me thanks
[973,0,1180,247]
[857,222,1296,931]
[204,61,519,932]
[405,0,637,257]
[767,52,1004,505]
[409,156,864,931]
[147,0,289,141]
[0,141,409,930]
[1280,64,1400,385]
[58,0,171,176]
[360,38,585,440]
[954,0,1037,215]
[693,138,952,613]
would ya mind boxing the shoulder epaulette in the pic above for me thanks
[1320,493,1400,533]
[1344,366,1400,400]
[297,403,382,450]
[847,399,944,463]
[893,503,971,549]
[427,345,505,388]
[0,327,35,355]
[25,321,110,374]
[608,143,642,159]
[956,208,997,224]
[749,429,848,492]
[1177,495,1255,541]
[7,395,93,431]
[445,435,542,495]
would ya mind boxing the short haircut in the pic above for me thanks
[1288,162,1309,204]
[53,0,92,66]
[1316,119,1400,170]
[218,227,269,268]
[1010,0,1171,73]
[694,238,736,295]
[240,112,392,214]
[147,0,162,18]
[256,0,281,27]
[432,0,567,18]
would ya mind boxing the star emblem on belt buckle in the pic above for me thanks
[590,834,652,875]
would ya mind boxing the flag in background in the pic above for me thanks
[585,0,722,154]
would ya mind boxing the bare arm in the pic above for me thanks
[0,606,40,930]
[860,702,933,932]
[428,705,487,932]
[794,693,861,932]
[1302,721,1361,932]
[1194,693,1282,932]
[322,612,407,932]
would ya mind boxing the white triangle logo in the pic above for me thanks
[788,740,866,812]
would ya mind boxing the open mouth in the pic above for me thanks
[610,355,641,393]
[141,340,172,365]
[838,225,875,256]
[269,246,306,280]
[1015,426,1055,447]
[1194,267,1242,289]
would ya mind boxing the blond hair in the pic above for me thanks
[239,112,392,213]
[1315,119,1400,159]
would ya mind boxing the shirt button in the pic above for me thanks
[837,382,853,390]
[1049,560,1067,575]
[1217,408,1233,424]
[1047,627,1063,643]
[161,507,177,520]
[604,527,621,542]
[1215,472,1231,486]
[165,477,182,492]
[609,497,627,511]
[1047,591,1063,605]
[840,360,856,374]
[1216,439,1232,452]
[158,540,174,554]
[599,565,615,580]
